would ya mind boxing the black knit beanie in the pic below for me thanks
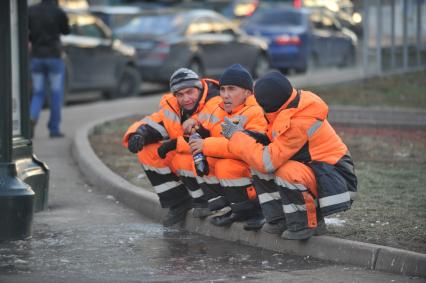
[219,64,253,91]
[254,71,293,113]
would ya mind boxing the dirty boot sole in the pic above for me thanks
[262,220,287,235]
[281,228,316,240]
[192,207,212,218]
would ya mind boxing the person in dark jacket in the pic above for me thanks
[29,0,70,138]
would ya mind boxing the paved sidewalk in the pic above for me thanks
[69,96,426,279]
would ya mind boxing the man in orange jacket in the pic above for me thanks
[122,68,221,226]
[183,64,268,229]
[222,71,357,240]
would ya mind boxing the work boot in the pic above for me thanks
[243,213,265,231]
[314,219,328,236]
[192,207,212,218]
[49,132,65,138]
[262,219,287,235]
[281,220,327,240]
[281,228,316,240]
[210,210,241,226]
[162,199,192,227]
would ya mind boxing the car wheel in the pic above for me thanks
[188,60,204,77]
[105,66,141,99]
[253,53,270,78]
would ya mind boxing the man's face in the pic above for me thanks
[175,87,201,111]
[220,85,249,113]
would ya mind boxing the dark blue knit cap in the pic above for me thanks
[254,71,293,113]
[219,64,253,91]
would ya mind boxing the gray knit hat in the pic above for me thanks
[169,68,202,93]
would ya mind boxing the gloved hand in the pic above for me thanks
[196,124,211,138]
[221,117,244,139]
[128,133,145,153]
[157,139,177,159]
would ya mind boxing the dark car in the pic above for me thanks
[113,8,269,82]
[88,4,168,32]
[242,6,357,73]
[61,10,141,100]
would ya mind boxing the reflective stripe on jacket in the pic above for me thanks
[122,79,220,147]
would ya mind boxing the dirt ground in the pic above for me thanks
[89,115,426,254]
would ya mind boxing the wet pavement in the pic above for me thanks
[1,96,425,282]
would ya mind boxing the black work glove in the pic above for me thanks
[157,139,177,159]
[196,124,211,139]
[128,133,145,153]
[244,130,271,146]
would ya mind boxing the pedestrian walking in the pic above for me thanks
[28,0,70,138]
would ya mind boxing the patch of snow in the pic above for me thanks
[106,195,116,201]
[324,217,346,227]
[14,259,27,264]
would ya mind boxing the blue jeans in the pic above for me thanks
[30,58,65,135]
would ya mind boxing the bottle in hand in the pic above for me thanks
[190,132,209,176]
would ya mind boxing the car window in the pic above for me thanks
[310,11,340,31]
[114,14,183,36]
[67,13,107,39]
[187,17,215,35]
[248,10,302,26]
[211,16,236,35]
[79,22,106,38]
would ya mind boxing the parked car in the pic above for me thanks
[241,6,357,73]
[61,10,141,100]
[113,8,269,83]
[88,4,168,32]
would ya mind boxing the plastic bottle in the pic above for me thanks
[190,132,209,176]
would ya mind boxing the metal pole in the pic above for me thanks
[416,0,422,66]
[376,0,383,73]
[362,0,370,76]
[391,0,396,69]
[402,0,408,69]
[0,0,35,241]
[0,0,13,164]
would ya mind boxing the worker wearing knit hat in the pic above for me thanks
[218,64,254,114]
[222,70,357,240]
[219,64,253,91]
[169,68,203,94]
[254,71,293,113]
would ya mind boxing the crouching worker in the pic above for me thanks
[181,64,268,229]
[122,68,221,226]
[222,71,357,240]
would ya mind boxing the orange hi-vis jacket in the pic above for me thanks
[229,89,357,215]
[229,89,347,172]
[122,78,221,148]
[176,95,268,159]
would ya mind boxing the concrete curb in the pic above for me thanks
[72,114,426,279]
